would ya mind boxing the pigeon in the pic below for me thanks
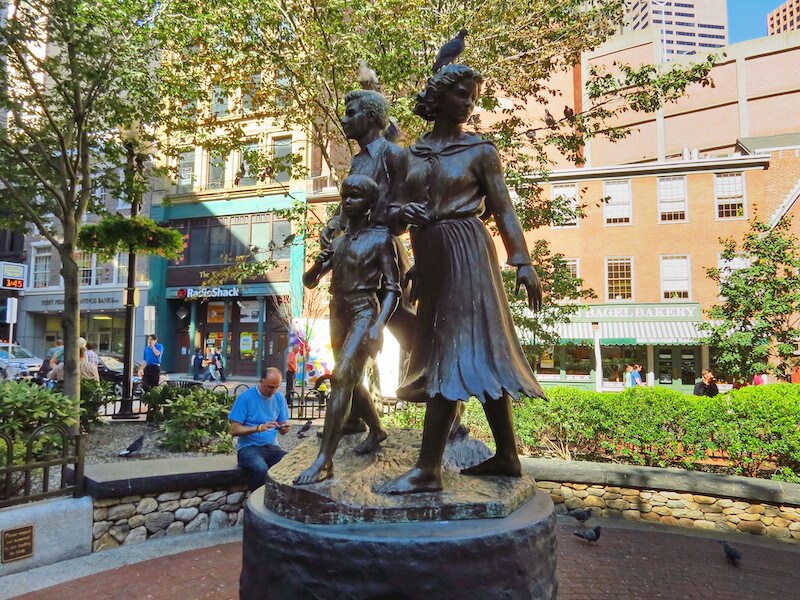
[433,28,468,73]
[719,541,742,566]
[564,105,574,119]
[567,508,594,524]
[574,525,601,544]
[524,129,537,140]
[233,163,246,186]
[448,423,470,442]
[544,109,557,129]
[384,118,401,143]
[119,435,145,457]
[297,420,313,438]
[358,59,380,91]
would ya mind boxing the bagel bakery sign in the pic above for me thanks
[177,286,241,300]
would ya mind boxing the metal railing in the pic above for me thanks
[0,423,85,509]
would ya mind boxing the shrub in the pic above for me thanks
[159,387,234,453]
[697,384,800,477]
[383,401,426,429]
[79,379,115,429]
[604,387,701,468]
[141,384,191,422]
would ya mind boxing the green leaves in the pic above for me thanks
[78,214,185,260]
[702,216,800,382]
[159,388,234,453]
[0,381,79,438]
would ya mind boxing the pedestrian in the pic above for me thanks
[631,363,646,387]
[693,369,719,397]
[85,342,99,365]
[192,347,205,381]
[141,334,163,391]
[285,346,297,398]
[622,364,633,388]
[48,346,100,382]
[228,367,291,491]
[213,348,226,382]
[203,347,222,382]
[752,372,768,386]
[41,338,62,379]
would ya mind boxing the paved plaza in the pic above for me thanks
[5,518,799,600]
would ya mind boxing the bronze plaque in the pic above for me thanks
[2,524,34,563]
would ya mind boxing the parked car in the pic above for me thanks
[97,354,168,396]
[0,344,44,381]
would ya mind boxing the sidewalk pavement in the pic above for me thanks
[5,515,799,599]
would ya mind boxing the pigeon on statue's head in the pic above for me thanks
[433,29,468,73]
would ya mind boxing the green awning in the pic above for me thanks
[552,321,708,346]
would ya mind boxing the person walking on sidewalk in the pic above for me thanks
[285,347,297,399]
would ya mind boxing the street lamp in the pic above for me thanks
[113,124,144,419]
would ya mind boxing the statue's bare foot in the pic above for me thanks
[293,457,334,485]
[353,428,388,455]
[461,454,521,477]
[373,467,442,495]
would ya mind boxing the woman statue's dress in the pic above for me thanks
[394,133,545,404]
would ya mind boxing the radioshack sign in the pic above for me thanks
[177,286,241,300]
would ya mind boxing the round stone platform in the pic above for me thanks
[240,486,558,600]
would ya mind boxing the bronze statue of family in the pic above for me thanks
[295,63,545,495]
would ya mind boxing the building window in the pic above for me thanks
[606,257,633,301]
[207,152,226,190]
[661,255,690,300]
[563,258,579,279]
[272,136,293,183]
[237,142,259,187]
[658,176,687,222]
[551,183,578,228]
[211,86,228,118]
[603,180,632,225]
[76,252,96,286]
[115,253,129,284]
[715,173,745,219]
[242,74,261,114]
[31,246,51,288]
[177,150,195,193]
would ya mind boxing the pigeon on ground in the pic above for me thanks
[358,60,380,91]
[567,508,594,524]
[574,525,601,544]
[719,541,742,566]
[119,435,145,457]
[544,109,557,129]
[297,420,313,438]
[564,105,574,119]
[448,423,470,442]
[433,28,468,73]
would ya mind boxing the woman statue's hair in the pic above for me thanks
[413,64,483,122]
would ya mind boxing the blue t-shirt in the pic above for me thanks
[228,387,290,449]
[143,343,163,366]
[631,370,643,386]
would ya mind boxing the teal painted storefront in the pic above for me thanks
[148,192,306,375]
[533,303,713,394]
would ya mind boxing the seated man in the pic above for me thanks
[228,367,291,490]
[48,346,100,382]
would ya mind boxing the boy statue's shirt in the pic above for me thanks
[326,225,401,298]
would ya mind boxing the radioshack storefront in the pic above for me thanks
[165,283,291,377]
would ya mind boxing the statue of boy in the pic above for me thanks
[295,174,400,484]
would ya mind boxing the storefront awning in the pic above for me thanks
[554,321,708,346]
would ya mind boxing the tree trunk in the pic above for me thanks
[58,241,81,432]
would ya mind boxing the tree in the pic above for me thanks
[703,216,800,383]
[503,239,596,365]
[0,0,182,401]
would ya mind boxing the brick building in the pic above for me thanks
[768,0,800,35]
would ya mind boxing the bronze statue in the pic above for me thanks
[375,64,545,495]
[295,174,400,484]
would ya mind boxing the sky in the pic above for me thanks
[727,0,788,44]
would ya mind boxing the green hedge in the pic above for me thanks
[387,385,800,480]
[158,387,234,453]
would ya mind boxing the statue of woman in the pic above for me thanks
[376,64,545,495]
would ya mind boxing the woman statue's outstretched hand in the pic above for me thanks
[515,264,542,312]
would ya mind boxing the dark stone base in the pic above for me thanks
[240,488,558,600]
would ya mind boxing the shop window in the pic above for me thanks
[603,179,631,225]
[272,136,293,183]
[551,183,578,228]
[715,173,745,219]
[658,176,687,222]
[606,257,633,301]
[660,255,690,300]
[31,245,51,288]
[601,346,646,382]
[562,345,592,377]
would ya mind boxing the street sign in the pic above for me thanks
[0,262,26,291]
[5,298,18,324]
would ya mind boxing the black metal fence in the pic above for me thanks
[0,423,85,509]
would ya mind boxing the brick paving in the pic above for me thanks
[12,523,800,599]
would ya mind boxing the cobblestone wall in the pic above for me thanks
[538,481,800,542]
[91,485,249,551]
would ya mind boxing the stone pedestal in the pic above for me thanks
[240,430,558,599]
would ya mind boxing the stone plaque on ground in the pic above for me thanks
[264,428,538,524]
